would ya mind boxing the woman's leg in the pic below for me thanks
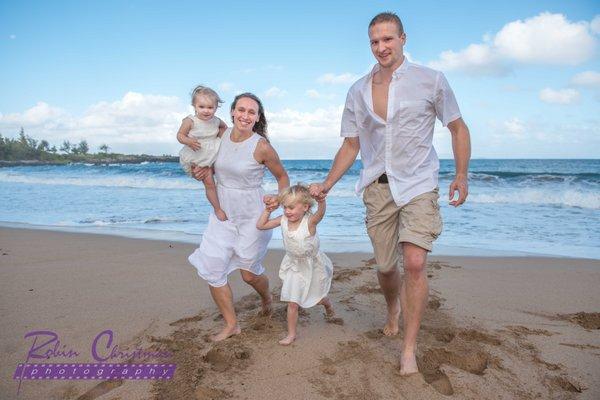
[240,270,273,315]
[209,283,241,341]
[279,302,298,345]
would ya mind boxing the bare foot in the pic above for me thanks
[211,325,241,342]
[321,298,335,318]
[399,351,419,376]
[215,209,228,221]
[278,334,296,346]
[383,296,401,336]
[259,294,273,317]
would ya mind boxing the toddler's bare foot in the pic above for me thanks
[383,296,401,336]
[399,350,419,376]
[215,209,228,221]
[320,297,335,318]
[211,324,241,342]
[278,334,296,346]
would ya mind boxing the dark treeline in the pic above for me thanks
[0,128,177,165]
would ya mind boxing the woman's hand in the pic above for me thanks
[263,195,279,212]
[191,165,211,181]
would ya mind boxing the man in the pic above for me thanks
[310,12,471,375]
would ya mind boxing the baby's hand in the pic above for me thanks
[187,138,201,151]
[263,195,279,211]
[215,209,228,221]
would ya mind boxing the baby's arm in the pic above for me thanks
[176,117,200,150]
[217,118,228,137]
[308,198,326,235]
[256,209,282,230]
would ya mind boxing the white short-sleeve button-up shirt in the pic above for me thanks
[341,60,462,206]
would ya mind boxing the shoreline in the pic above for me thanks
[1,227,599,399]
[2,220,595,260]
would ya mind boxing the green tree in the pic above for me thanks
[99,144,110,154]
[60,140,72,154]
[77,140,89,155]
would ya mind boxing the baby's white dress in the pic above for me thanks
[179,115,221,175]
[279,214,333,308]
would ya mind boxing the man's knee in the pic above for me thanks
[403,249,427,276]
[240,270,258,284]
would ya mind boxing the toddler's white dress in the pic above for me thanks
[279,214,333,308]
[179,115,221,175]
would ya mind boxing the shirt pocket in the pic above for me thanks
[394,100,431,134]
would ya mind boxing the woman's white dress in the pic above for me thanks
[188,128,272,287]
[179,115,221,174]
[279,214,333,308]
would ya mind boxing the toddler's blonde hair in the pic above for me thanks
[278,183,315,211]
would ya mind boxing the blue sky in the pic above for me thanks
[1,0,599,158]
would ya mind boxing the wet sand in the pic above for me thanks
[1,227,599,399]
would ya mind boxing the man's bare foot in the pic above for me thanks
[278,334,296,346]
[211,325,241,342]
[383,296,401,336]
[399,351,419,376]
[259,294,273,317]
[215,209,228,221]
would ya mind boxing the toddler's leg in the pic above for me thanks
[318,297,335,317]
[203,172,227,221]
[279,302,298,345]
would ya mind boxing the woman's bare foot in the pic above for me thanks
[211,324,241,342]
[383,296,401,336]
[278,334,296,346]
[399,351,419,376]
[259,294,273,316]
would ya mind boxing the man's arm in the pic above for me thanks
[311,137,360,198]
[447,117,471,207]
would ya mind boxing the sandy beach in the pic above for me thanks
[1,227,599,400]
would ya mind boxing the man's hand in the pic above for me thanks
[263,195,279,212]
[191,165,211,181]
[449,174,468,207]
[309,182,329,201]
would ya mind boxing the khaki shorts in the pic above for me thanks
[362,182,443,272]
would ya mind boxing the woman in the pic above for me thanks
[189,93,289,341]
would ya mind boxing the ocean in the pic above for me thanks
[1,159,599,259]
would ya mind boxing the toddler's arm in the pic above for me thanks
[217,118,228,137]
[256,208,282,230]
[308,197,326,235]
[176,117,200,150]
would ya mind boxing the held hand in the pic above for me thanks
[187,138,201,151]
[263,195,279,212]
[191,165,211,181]
[309,182,329,201]
[449,174,468,207]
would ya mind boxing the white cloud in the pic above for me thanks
[305,89,336,100]
[264,86,287,98]
[0,92,187,154]
[317,72,359,85]
[539,88,580,104]
[218,82,235,92]
[429,13,598,75]
[570,71,600,89]
[267,106,343,142]
[503,117,526,137]
[591,15,600,34]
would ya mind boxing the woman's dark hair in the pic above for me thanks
[230,92,268,141]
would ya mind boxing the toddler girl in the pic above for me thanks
[257,184,334,345]
[177,85,228,221]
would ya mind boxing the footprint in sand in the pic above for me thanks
[562,312,600,330]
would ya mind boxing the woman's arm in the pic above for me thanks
[308,198,326,235]
[176,118,200,150]
[256,209,282,230]
[255,139,289,192]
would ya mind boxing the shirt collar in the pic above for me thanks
[369,57,411,79]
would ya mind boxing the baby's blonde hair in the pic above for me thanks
[190,85,223,107]
[278,183,315,211]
